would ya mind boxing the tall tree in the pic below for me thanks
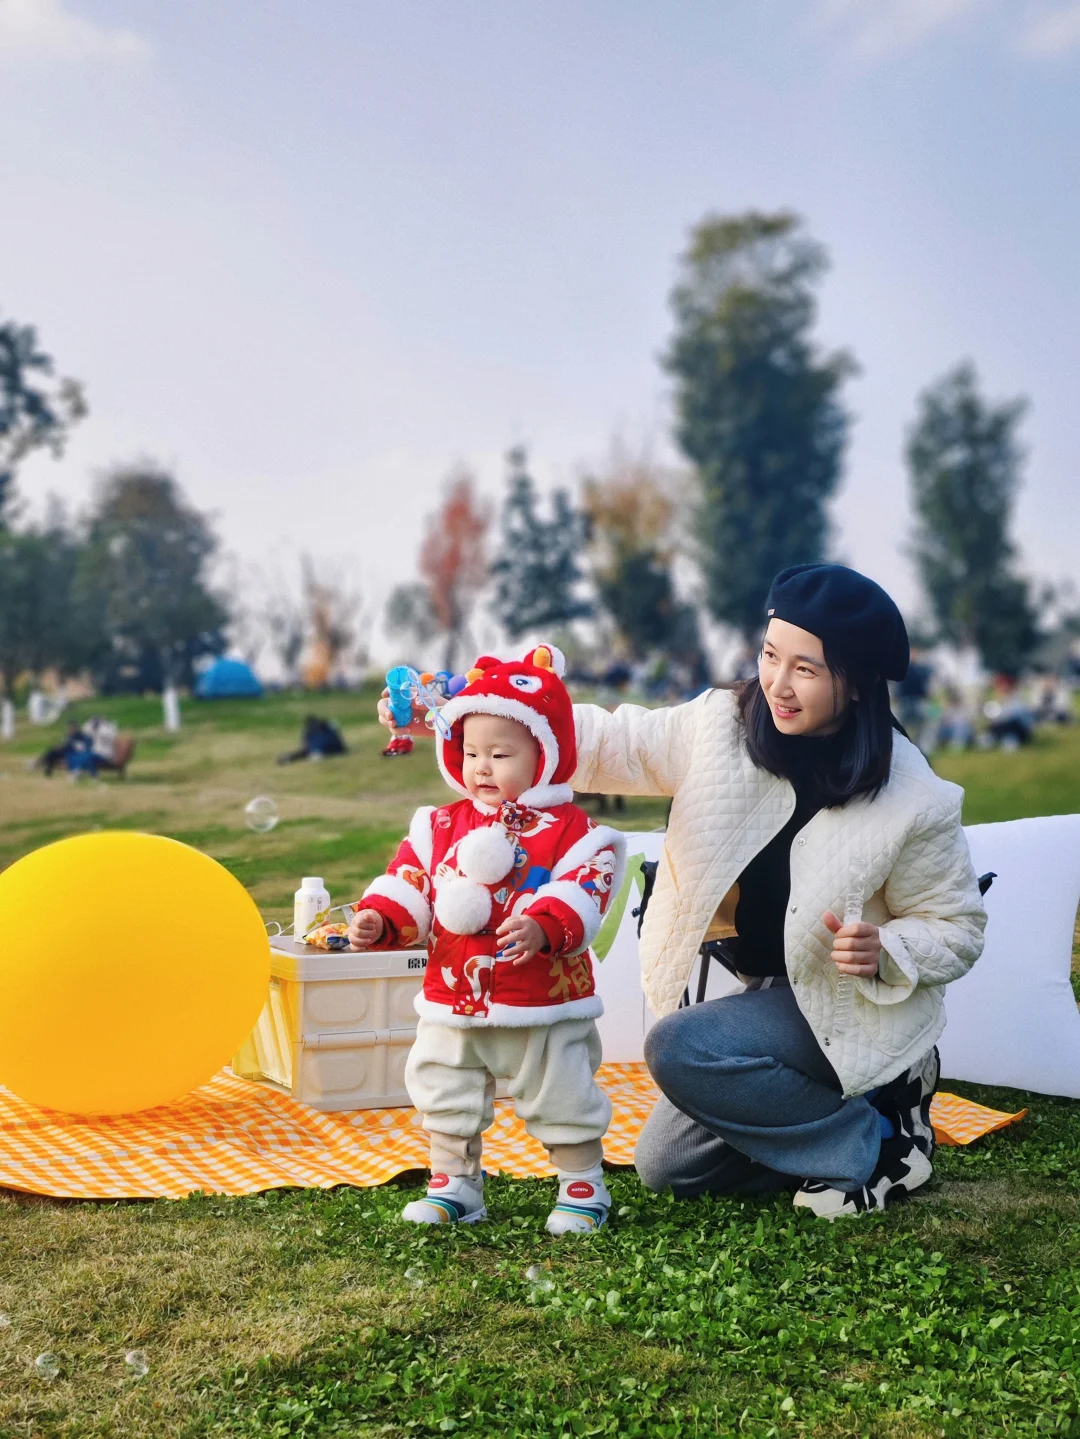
[0,316,87,518]
[73,462,229,691]
[417,469,490,671]
[907,362,1038,674]
[0,502,83,696]
[665,211,855,640]
[490,446,592,639]
[581,450,699,663]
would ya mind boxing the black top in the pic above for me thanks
[731,731,848,977]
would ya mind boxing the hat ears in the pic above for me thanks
[464,646,567,680]
[463,655,501,683]
[522,644,566,678]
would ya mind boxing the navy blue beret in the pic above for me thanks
[765,564,910,681]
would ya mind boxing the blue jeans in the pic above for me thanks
[635,987,882,1196]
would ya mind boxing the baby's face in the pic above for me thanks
[461,714,540,805]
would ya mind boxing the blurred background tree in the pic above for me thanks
[387,469,489,672]
[385,581,440,661]
[72,462,228,692]
[299,556,368,688]
[0,501,86,698]
[490,446,592,640]
[666,211,855,641]
[0,314,86,519]
[908,362,1039,675]
[582,447,702,668]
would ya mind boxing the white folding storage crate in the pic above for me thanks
[232,939,428,1110]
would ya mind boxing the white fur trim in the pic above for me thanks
[528,879,604,954]
[433,876,492,935]
[362,874,432,941]
[414,993,603,1027]
[456,825,516,884]
[516,782,575,809]
[437,694,560,795]
[552,825,627,890]
[408,806,435,874]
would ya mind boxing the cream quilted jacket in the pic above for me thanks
[572,689,987,1096]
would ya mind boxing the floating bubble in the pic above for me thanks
[0,1312,10,1328]
[124,1349,149,1377]
[525,1264,555,1294]
[244,796,279,834]
[35,1351,60,1381]
[404,1265,424,1290]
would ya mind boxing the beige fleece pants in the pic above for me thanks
[404,1016,612,1177]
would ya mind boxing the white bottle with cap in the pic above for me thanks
[293,876,331,945]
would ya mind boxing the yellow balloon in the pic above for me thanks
[0,831,269,1114]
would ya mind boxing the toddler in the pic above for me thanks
[349,645,625,1234]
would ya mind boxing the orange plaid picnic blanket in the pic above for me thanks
[0,1066,1024,1200]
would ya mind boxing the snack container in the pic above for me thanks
[232,938,427,1110]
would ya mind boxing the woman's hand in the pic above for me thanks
[348,908,386,950]
[822,911,881,979]
[377,689,438,738]
[496,914,548,967]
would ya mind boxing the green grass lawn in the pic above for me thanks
[0,693,1079,1438]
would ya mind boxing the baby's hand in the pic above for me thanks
[495,914,548,967]
[348,908,385,950]
[378,689,437,738]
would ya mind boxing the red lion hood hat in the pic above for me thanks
[436,644,576,810]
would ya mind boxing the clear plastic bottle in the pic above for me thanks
[294,877,331,944]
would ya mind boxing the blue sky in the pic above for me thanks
[2,0,1078,648]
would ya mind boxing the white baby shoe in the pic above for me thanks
[544,1166,611,1236]
[401,1173,487,1225]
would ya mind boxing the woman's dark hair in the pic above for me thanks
[736,639,900,807]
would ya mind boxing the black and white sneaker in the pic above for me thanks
[793,1134,933,1220]
[874,1046,940,1160]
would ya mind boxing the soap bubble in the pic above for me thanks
[124,1349,149,1377]
[35,1352,60,1381]
[525,1264,555,1294]
[0,1312,10,1327]
[404,1265,424,1290]
[244,796,279,834]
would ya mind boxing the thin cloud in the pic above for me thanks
[813,0,986,61]
[1017,2,1080,56]
[0,0,150,63]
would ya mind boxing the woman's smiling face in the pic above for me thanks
[758,619,851,737]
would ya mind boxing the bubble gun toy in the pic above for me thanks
[385,666,468,741]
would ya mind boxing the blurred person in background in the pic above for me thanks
[983,673,1036,750]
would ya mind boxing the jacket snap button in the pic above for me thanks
[789,904,797,914]
[824,1037,830,1046]
[796,837,806,846]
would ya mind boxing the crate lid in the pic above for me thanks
[269,937,427,983]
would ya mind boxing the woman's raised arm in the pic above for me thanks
[571,692,712,798]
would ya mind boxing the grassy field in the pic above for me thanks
[0,692,1079,1438]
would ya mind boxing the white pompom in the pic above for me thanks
[434,876,492,935]
[456,826,516,884]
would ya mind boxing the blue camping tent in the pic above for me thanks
[195,658,263,699]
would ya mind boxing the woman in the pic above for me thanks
[379,564,986,1219]
[571,563,986,1217]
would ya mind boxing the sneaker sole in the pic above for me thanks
[401,1204,488,1226]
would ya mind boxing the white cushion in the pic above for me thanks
[939,815,1080,1097]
